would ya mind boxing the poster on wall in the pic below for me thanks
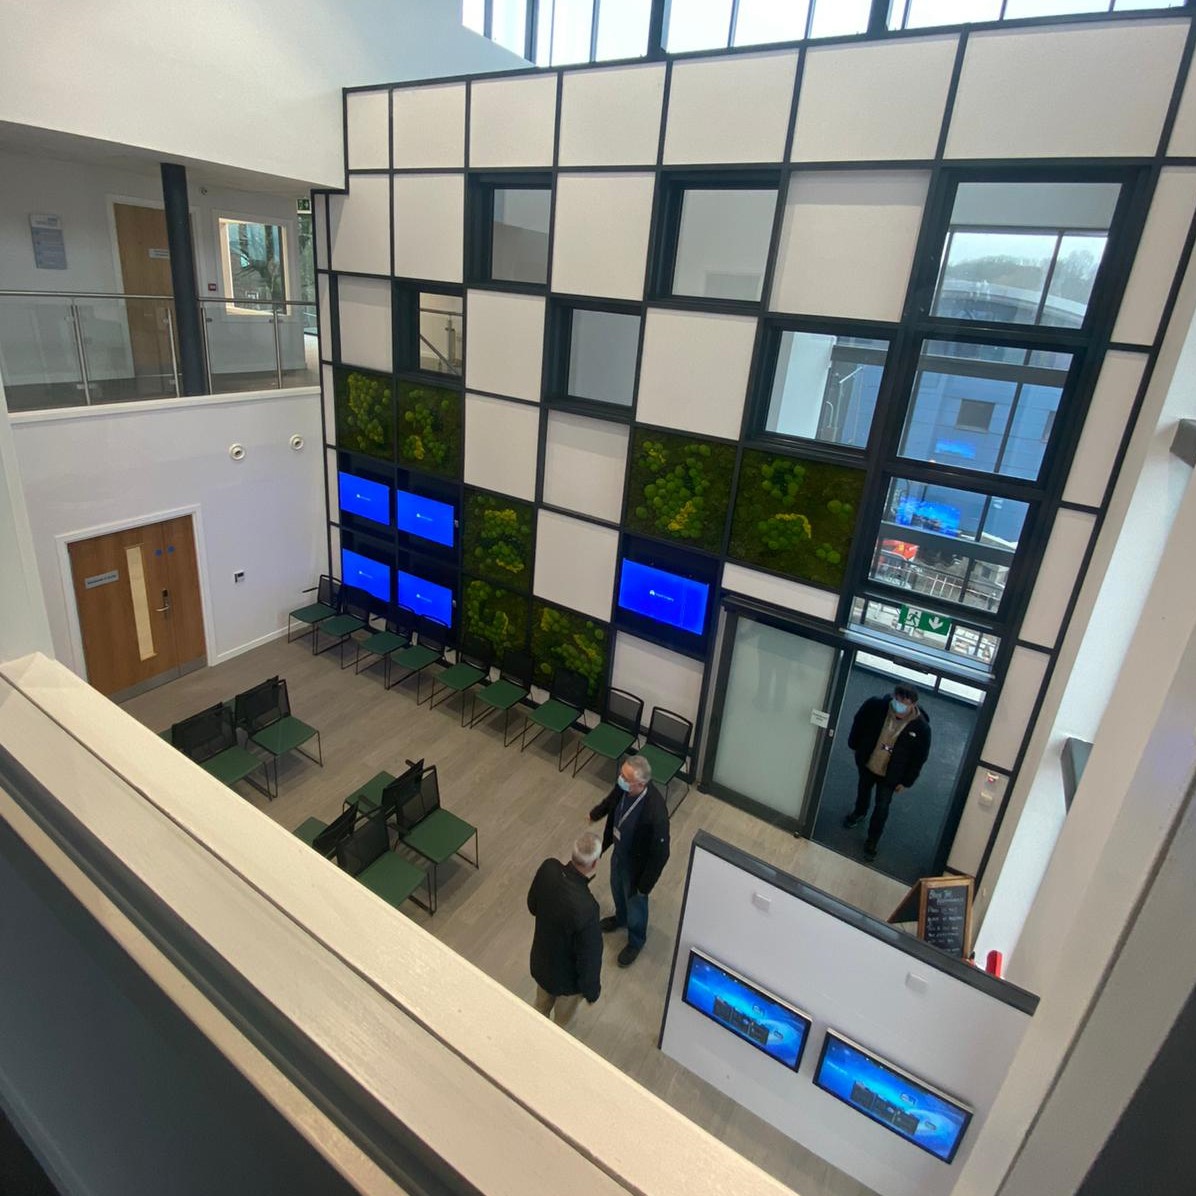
[30,212,67,270]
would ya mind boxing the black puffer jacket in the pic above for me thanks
[847,695,932,788]
[527,859,602,1001]
[590,781,671,895]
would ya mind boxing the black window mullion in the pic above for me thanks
[590,0,601,62]
[991,378,1027,477]
[728,0,741,48]
[484,0,494,39]
[1032,232,1066,328]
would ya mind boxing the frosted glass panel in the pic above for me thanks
[712,618,837,818]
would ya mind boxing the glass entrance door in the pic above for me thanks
[708,612,840,824]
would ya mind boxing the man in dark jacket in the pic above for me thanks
[844,684,932,862]
[589,754,670,968]
[527,831,603,1029]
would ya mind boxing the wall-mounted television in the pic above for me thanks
[681,950,811,1071]
[617,560,709,637]
[342,548,391,605]
[338,470,390,527]
[397,489,455,548]
[398,570,453,626]
[813,1031,972,1164]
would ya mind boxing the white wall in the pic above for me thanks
[661,844,1032,1196]
[0,0,525,189]
[10,390,325,672]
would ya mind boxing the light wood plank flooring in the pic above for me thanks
[124,635,904,1196]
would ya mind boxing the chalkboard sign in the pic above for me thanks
[888,875,974,959]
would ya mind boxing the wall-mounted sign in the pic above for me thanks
[148,248,170,260]
[898,604,953,637]
[810,709,830,728]
[84,569,120,590]
[30,212,66,270]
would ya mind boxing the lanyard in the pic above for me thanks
[614,789,646,838]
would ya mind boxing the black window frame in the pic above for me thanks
[392,282,465,380]
[545,298,642,419]
[466,172,554,292]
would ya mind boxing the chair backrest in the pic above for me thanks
[379,757,424,822]
[316,574,340,608]
[395,764,442,833]
[234,677,284,734]
[336,812,389,876]
[499,648,533,690]
[312,807,358,856]
[339,584,373,622]
[391,606,417,640]
[550,667,588,711]
[456,634,492,673]
[647,707,693,759]
[416,617,449,657]
[604,688,643,737]
[172,703,236,764]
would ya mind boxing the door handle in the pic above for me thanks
[156,588,171,614]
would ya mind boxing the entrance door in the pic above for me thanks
[113,202,177,385]
[68,515,206,699]
[707,610,842,825]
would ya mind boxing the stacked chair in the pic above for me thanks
[167,702,272,799]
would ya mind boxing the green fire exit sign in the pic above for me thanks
[899,605,953,636]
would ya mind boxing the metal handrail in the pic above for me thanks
[0,289,313,304]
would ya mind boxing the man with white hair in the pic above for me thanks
[526,830,604,1028]
[589,754,671,968]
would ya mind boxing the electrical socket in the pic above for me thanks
[233,571,245,583]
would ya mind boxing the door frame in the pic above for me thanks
[54,505,216,685]
[106,195,202,296]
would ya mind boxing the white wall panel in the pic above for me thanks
[665,51,798,165]
[1019,509,1095,650]
[945,22,1186,160]
[948,767,1009,877]
[1062,351,1148,508]
[558,64,665,167]
[611,632,705,730]
[470,73,558,168]
[321,363,335,447]
[346,90,390,170]
[771,171,928,322]
[982,647,1050,772]
[533,509,618,622]
[551,173,653,301]
[792,36,956,163]
[317,275,331,361]
[329,175,390,275]
[465,290,545,402]
[636,310,755,440]
[1112,168,1196,347]
[543,412,628,524]
[314,195,328,270]
[464,393,539,501]
[392,173,464,283]
[336,276,392,373]
[721,563,839,624]
[392,83,466,168]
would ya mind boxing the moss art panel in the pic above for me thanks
[461,489,534,593]
[530,601,608,706]
[461,579,529,658]
[729,450,865,589]
[334,366,394,461]
[397,381,462,479]
[623,428,737,554]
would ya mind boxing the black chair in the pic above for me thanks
[170,702,271,799]
[468,648,535,745]
[389,617,450,703]
[294,806,359,857]
[429,635,493,725]
[233,677,323,795]
[343,756,426,820]
[520,667,590,771]
[354,606,415,688]
[335,811,430,913]
[572,688,644,778]
[288,574,340,645]
[392,763,478,913]
[639,706,694,813]
[313,584,372,664]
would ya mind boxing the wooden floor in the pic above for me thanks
[124,635,905,1196]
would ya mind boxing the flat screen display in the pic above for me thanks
[618,560,709,637]
[813,1032,972,1164]
[398,570,452,626]
[397,489,455,548]
[681,950,810,1071]
[338,471,390,527]
[341,548,390,604]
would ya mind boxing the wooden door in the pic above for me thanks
[113,202,176,381]
[68,516,207,699]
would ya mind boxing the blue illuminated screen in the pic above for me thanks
[338,471,390,527]
[397,489,455,548]
[618,561,709,637]
[341,548,390,604]
[682,951,810,1071]
[398,570,452,626]
[814,1033,972,1164]
[894,497,961,537]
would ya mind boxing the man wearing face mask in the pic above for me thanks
[589,755,670,968]
[844,684,931,863]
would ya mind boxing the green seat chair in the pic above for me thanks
[293,806,359,857]
[169,703,272,800]
[388,617,449,702]
[313,584,372,664]
[429,635,493,725]
[342,757,424,819]
[572,688,644,778]
[392,764,478,914]
[288,574,340,646]
[354,608,414,688]
[520,667,590,771]
[639,706,694,813]
[336,812,430,913]
[469,649,535,746]
[234,676,323,795]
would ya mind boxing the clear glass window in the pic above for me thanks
[673,188,776,302]
[732,0,809,45]
[596,0,651,59]
[850,597,1001,668]
[491,0,529,54]
[871,477,1029,613]
[535,0,593,65]
[568,309,640,406]
[765,331,887,449]
[808,0,870,37]
[491,188,551,285]
[899,340,1071,481]
[664,0,733,52]
[219,219,286,312]
[931,181,1120,329]
[418,293,463,377]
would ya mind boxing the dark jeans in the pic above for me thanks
[852,767,897,848]
[610,848,649,949]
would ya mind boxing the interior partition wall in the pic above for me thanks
[313,11,1196,889]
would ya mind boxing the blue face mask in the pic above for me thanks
[617,775,632,792]
[891,699,910,716]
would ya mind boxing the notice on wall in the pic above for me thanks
[84,570,120,590]
[148,248,170,260]
[30,212,67,270]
